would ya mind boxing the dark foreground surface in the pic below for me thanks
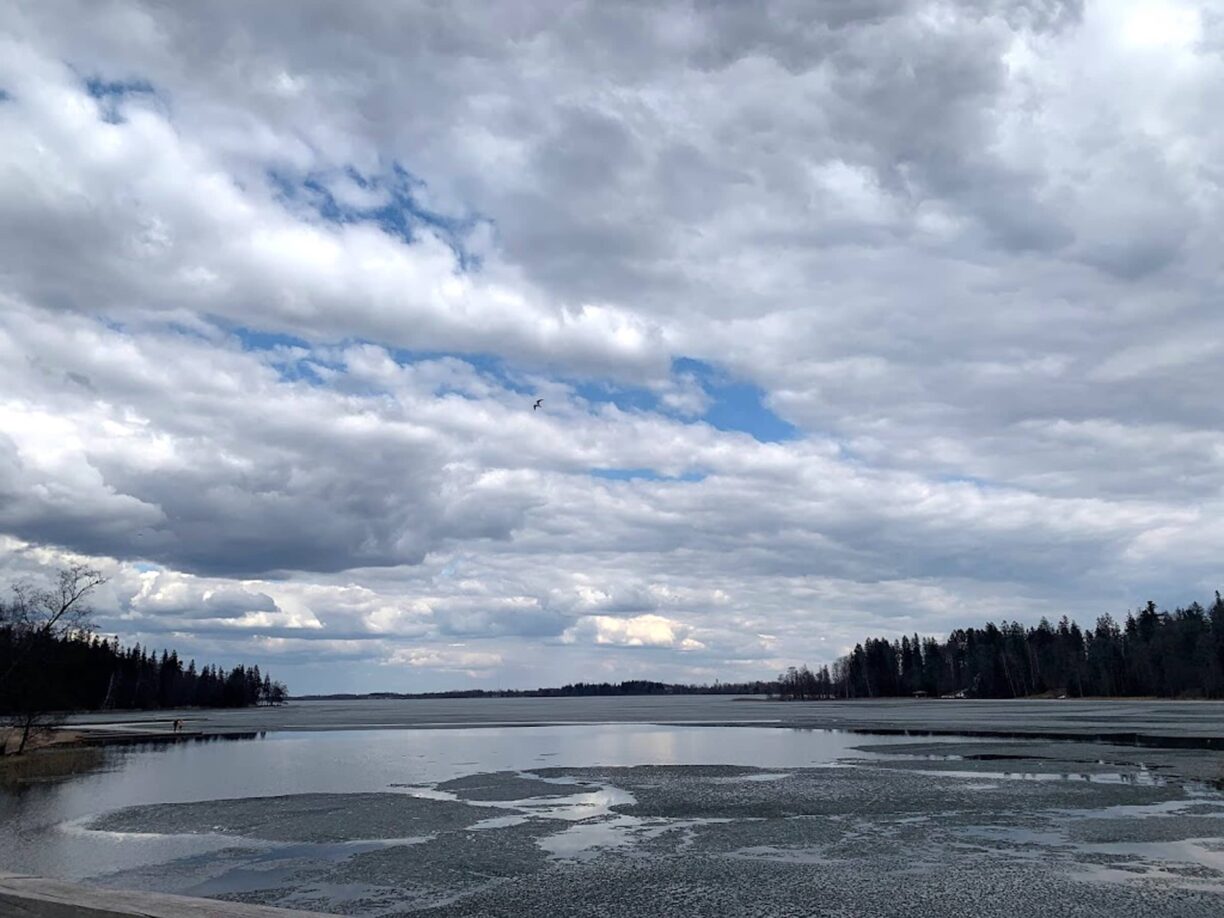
[2,699,1222,916]
[0,870,326,917]
[89,757,1224,917]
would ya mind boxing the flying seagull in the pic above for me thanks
[532,398,543,410]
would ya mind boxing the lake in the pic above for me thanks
[2,698,1223,916]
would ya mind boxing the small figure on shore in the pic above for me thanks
[173,719,183,734]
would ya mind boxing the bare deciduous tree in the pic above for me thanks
[1,564,107,755]
[5,563,107,637]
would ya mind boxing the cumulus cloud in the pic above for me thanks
[0,36,666,377]
[564,614,706,651]
[1,0,1222,691]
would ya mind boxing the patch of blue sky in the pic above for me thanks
[222,323,337,385]
[573,379,661,414]
[577,358,798,444]
[673,357,798,443]
[82,75,158,123]
[84,76,155,98]
[230,326,312,352]
[266,163,485,271]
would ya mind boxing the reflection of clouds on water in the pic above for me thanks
[469,814,529,831]
[538,814,741,862]
[484,785,636,822]
[537,814,647,860]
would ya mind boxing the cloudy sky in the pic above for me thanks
[1,0,1221,693]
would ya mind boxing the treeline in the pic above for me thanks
[535,680,776,697]
[779,595,1224,700]
[0,629,288,713]
[299,679,778,700]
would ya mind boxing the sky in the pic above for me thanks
[1,0,1222,694]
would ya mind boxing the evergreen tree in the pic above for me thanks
[780,594,1224,701]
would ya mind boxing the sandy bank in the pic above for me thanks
[0,872,334,917]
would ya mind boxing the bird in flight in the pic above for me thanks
[532,398,543,411]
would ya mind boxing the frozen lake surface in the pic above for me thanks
[58,694,1224,741]
[3,698,1224,916]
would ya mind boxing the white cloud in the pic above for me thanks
[0,38,668,377]
[2,0,1223,692]
[564,614,706,652]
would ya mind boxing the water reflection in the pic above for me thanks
[0,746,110,791]
[0,724,938,881]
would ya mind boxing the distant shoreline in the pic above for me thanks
[289,690,1187,702]
[291,682,773,701]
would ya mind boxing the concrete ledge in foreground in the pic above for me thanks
[0,872,336,918]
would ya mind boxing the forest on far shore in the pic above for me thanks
[1,565,287,755]
[778,595,1224,701]
[0,629,288,712]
